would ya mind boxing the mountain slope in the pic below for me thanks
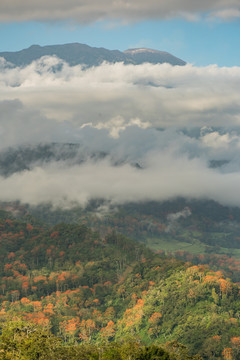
[0,212,239,358]
[0,143,107,177]
[124,48,186,66]
[0,43,186,67]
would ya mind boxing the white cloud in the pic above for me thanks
[0,0,239,22]
[84,116,151,138]
[201,131,240,149]
[1,59,240,144]
[1,151,240,208]
[209,7,240,21]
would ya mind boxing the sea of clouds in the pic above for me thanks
[1,57,240,208]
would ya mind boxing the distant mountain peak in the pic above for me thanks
[123,47,186,66]
[29,44,41,48]
[0,42,186,67]
[124,48,168,55]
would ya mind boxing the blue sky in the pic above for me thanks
[0,1,239,66]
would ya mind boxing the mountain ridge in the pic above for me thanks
[0,42,186,67]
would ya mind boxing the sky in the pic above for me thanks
[0,0,240,66]
[0,0,240,209]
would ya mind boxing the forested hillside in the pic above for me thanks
[0,210,239,359]
[27,199,240,256]
[3,199,240,282]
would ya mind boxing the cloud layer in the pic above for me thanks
[0,0,239,22]
[1,142,240,208]
[1,57,240,207]
[1,57,240,149]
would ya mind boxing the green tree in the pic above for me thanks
[136,345,170,360]
[0,320,60,360]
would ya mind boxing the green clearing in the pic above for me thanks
[220,246,240,260]
[145,235,240,260]
[145,236,205,254]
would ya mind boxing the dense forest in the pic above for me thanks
[0,208,239,359]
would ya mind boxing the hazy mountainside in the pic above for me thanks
[0,43,186,67]
[0,211,239,359]
[0,143,144,177]
[26,198,240,270]
[0,143,107,177]
[0,141,227,177]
